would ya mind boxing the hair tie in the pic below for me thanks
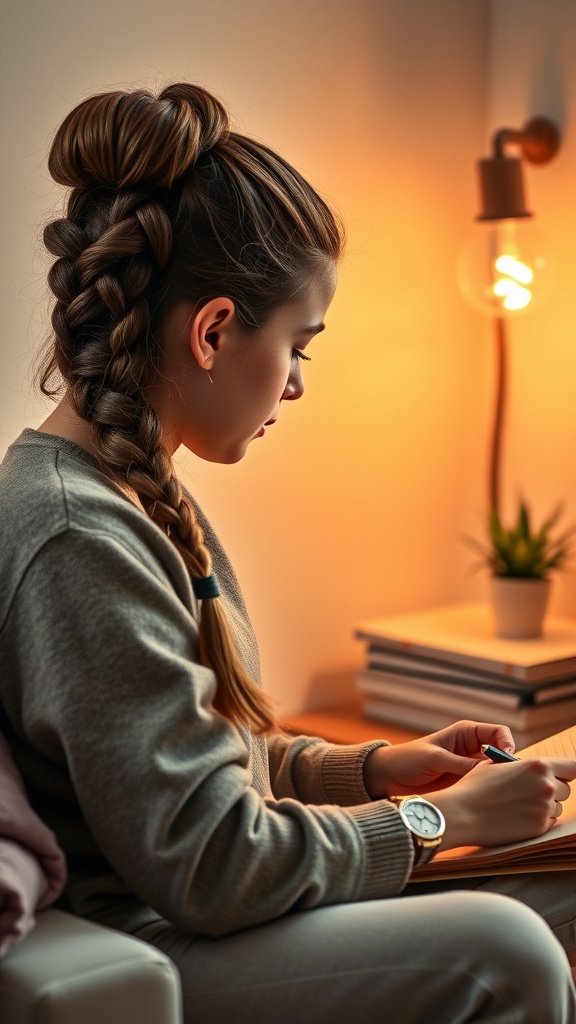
[192,573,220,600]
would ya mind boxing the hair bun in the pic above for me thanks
[47,84,230,191]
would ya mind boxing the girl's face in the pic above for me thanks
[160,266,337,464]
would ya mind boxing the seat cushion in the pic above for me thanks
[0,908,182,1024]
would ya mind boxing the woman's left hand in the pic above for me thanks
[362,719,516,799]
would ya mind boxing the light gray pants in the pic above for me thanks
[135,872,576,1023]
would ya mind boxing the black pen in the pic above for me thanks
[481,744,519,764]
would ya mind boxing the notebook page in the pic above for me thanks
[427,723,576,869]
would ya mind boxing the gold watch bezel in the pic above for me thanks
[389,795,446,846]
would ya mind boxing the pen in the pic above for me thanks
[481,744,519,764]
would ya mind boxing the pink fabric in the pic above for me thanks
[0,732,66,956]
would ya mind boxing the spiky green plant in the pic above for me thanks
[466,500,575,579]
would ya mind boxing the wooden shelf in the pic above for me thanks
[280,699,420,746]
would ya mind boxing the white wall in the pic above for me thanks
[1,1,490,713]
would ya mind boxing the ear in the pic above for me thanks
[187,297,236,372]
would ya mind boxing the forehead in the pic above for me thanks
[307,262,337,305]
[277,264,337,325]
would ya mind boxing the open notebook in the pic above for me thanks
[413,724,576,881]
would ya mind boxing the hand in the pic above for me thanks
[363,719,515,799]
[429,756,576,849]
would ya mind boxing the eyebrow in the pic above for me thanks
[301,323,326,335]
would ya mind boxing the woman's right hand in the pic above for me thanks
[427,756,576,850]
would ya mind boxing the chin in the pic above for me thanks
[217,449,247,465]
[182,438,248,465]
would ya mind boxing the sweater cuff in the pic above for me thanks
[321,740,389,806]
[348,800,415,899]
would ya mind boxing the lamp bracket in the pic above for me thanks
[493,117,560,165]
[476,117,560,221]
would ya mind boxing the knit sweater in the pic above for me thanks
[0,429,413,937]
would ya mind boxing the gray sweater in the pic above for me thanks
[0,429,413,937]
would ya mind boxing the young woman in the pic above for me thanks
[1,82,575,1022]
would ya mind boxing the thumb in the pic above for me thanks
[434,751,482,778]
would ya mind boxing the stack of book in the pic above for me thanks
[354,602,576,747]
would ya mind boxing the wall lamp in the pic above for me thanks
[457,116,560,515]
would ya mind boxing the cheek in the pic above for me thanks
[252,353,291,403]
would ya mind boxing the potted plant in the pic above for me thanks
[467,499,574,638]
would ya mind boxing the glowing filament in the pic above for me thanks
[494,254,534,285]
[492,278,532,310]
[492,253,534,310]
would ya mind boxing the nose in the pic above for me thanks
[281,359,304,402]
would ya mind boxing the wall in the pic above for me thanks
[478,0,576,618]
[0,0,489,713]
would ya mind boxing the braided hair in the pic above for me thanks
[36,83,344,733]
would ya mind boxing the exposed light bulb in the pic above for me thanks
[457,219,553,318]
[493,254,534,285]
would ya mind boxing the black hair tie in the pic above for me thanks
[192,574,220,600]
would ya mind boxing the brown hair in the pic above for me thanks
[36,82,344,733]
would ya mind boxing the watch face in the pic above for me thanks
[402,799,445,840]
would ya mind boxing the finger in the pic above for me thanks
[432,721,516,756]
[545,758,576,782]
[517,757,576,784]
[488,726,516,754]
[554,780,571,802]
[468,723,516,754]
[551,800,563,820]
[431,750,482,777]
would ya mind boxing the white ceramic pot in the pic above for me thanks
[489,576,552,639]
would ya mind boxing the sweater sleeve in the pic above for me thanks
[267,731,390,806]
[10,528,413,937]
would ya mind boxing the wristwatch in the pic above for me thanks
[388,795,446,867]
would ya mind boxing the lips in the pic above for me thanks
[253,418,277,440]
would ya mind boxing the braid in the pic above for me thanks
[37,82,343,735]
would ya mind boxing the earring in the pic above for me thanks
[204,356,214,384]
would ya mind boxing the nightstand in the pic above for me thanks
[280,698,420,745]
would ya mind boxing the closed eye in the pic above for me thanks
[292,350,312,362]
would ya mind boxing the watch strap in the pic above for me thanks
[411,838,439,867]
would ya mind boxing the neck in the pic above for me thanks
[37,395,150,513]
[37,394,96,453]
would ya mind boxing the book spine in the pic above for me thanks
[365,649,576,703]
[357,634,532,678]
[356,670,521,709]
[356,671,576,730]
[364,656,535,700]
[355,632,576,683]
[360,697,556,748]
[358,681,522,726]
